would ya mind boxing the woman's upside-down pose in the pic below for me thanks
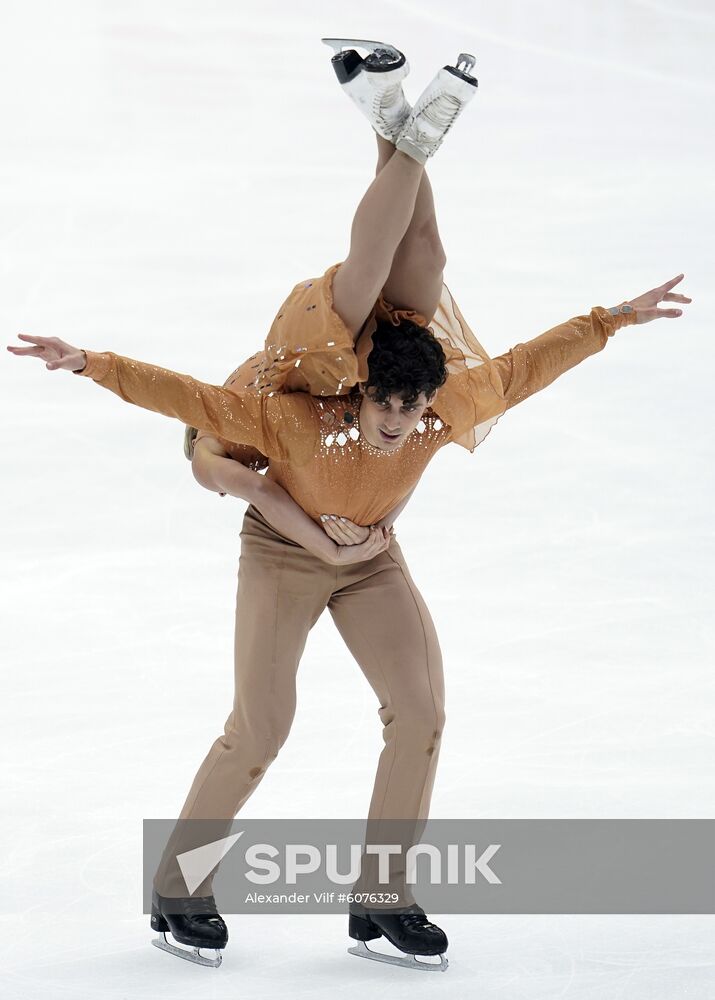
[7,38,691,974]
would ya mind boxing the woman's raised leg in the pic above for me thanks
[374,132,446,323]
[331,149,425,339]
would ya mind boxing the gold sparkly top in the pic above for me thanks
[73,345,451,525]
[264,385,451,526]
[73,261,638,526]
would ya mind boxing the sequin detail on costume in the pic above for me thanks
[316,391,449,459]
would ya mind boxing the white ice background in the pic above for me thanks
[1,1,714,997]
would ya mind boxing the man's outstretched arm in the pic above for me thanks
[436,274,691,442]
[6,336,319,465]
[491,303,638,410]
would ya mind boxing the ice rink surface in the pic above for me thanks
[1,0,713,996]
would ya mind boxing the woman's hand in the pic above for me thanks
[7,333,86,372]
[319,513,394,565]
[624,273,692,324]
[320,514,372,545]
[333,525,393,565]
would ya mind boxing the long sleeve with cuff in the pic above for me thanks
[434,304,639,449]
[72,349,319,466]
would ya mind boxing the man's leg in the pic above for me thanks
[375,132,447,323]
[327,539,446,909]
[153,510,334,898]
[331,148,426,338]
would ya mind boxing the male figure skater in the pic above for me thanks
[7,40,690,972]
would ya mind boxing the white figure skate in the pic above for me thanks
[321,37,412,142]
[395,53,478,163]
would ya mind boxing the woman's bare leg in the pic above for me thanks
[331,149,425,339]
[375,132,446,323]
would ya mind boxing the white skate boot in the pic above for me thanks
[395,53,478,164]
[321,37,412,143]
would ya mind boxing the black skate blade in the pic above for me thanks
[348,939,449,972]
[330,48,364,84]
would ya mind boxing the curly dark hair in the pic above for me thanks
[360,318,448,407]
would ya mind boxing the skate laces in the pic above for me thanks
[373,83,405,115]
[371,84,409,133]
[401,912,440,932]
[183,896,222,923]
[419,91,461,134]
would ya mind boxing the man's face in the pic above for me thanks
[357,383,435,451]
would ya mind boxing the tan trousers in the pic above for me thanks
[153,504,445,906]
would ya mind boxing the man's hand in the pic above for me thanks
[7,333,87,372]
[622,273,692,325]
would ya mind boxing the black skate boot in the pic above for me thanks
[150,889,228,967]
[348,900,449,972]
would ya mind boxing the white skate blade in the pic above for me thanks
[321,37,401,60]
[152,932,223,968]
[348,939,449,972]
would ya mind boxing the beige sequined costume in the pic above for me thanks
[73,263,637,904]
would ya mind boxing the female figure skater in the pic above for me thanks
[7,39,690,973]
